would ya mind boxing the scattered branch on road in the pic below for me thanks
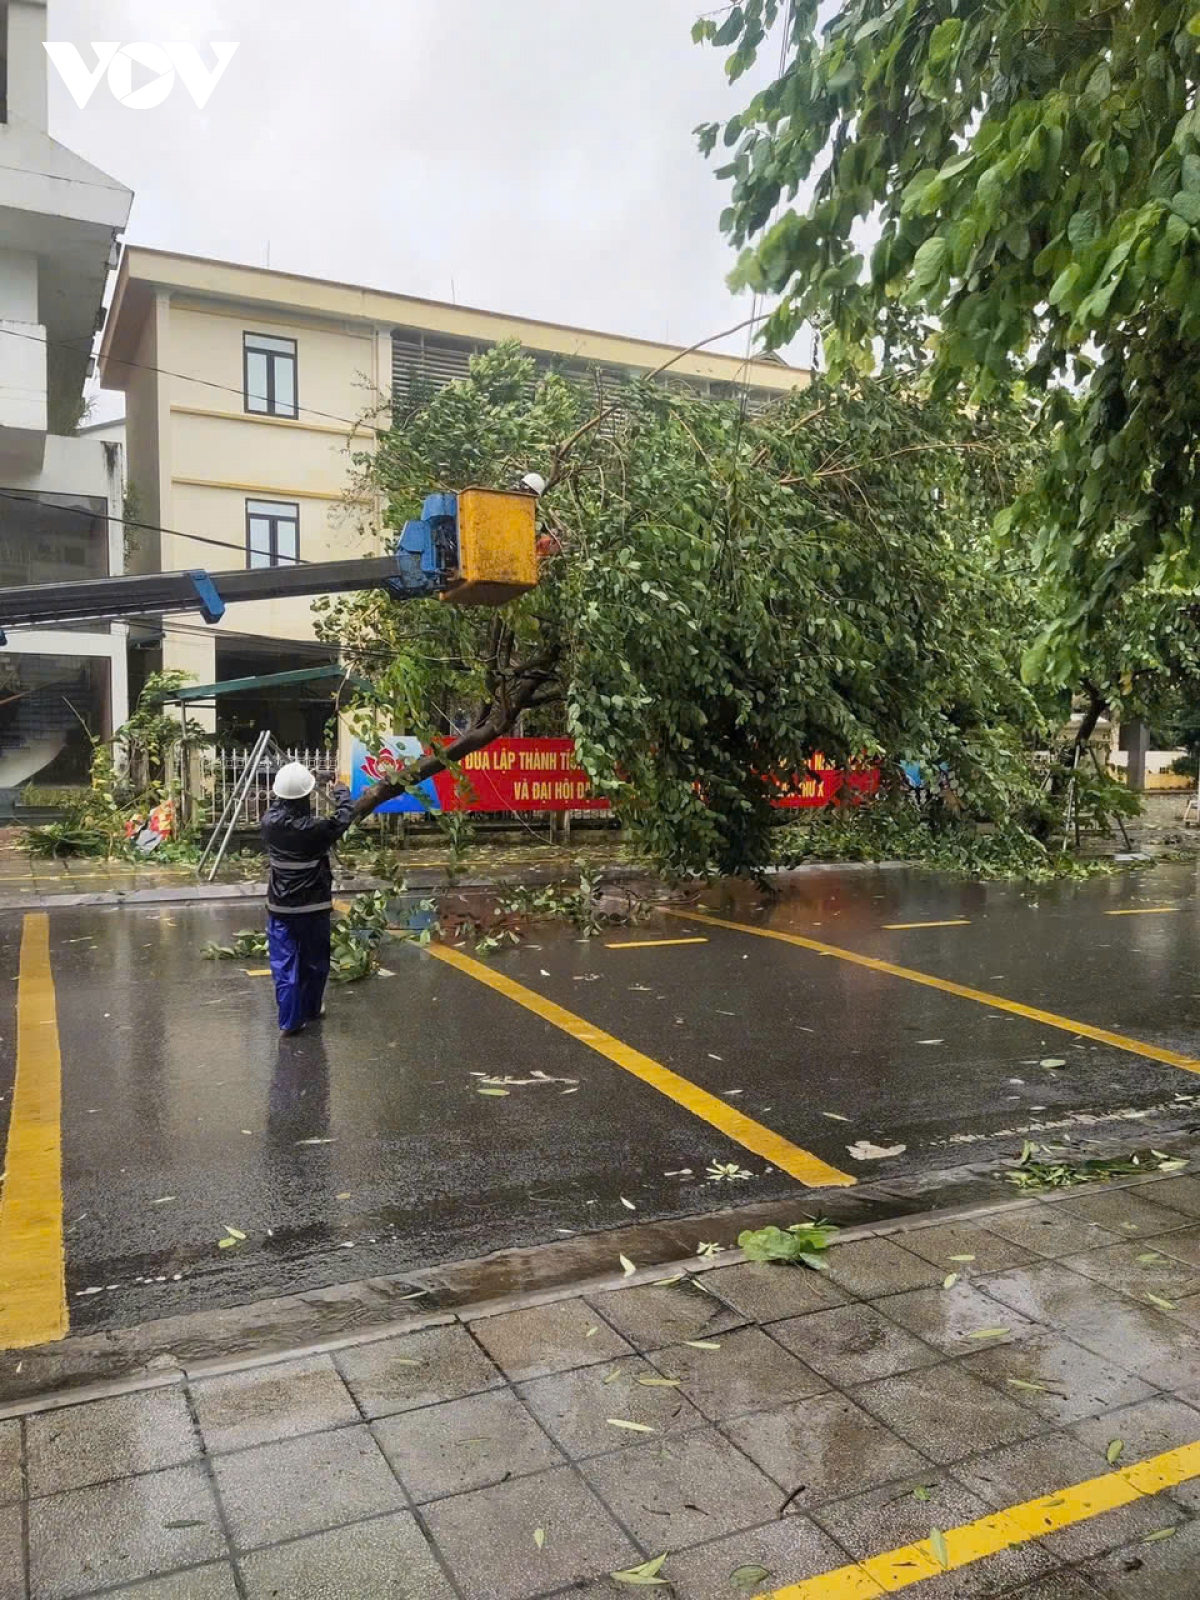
[1002,1143,1189,1193]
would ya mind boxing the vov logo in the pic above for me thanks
[43,43,239,111]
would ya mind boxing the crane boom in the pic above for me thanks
[0,487,539,642]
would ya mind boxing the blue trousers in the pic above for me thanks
[267,911,331,1032]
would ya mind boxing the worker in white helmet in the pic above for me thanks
[261,762,354,1036]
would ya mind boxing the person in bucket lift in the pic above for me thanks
[261,761,354,1036]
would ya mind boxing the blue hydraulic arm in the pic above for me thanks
[0,487,537,641]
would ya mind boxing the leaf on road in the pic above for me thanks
[152,1196,176,1204]
[730,1565,772,1591]
[223,1226,246,1240]
[603,1368,623,1384]
[696,1241,721,1259]
[477,1087,510,1097]
[163,1518,207,1529]
[947,1254,976,1262]
[684,1339,722,1350]
[607,1418,656,1433]
[917,1039,944,1045]
[534,1528,546,1550]
[1158,1159,1189,1172]
[912,1486,931,1502]
[217,1237,239,1249]
[1106,1439,1124,1464]
[1006,1379,1052,1393]
[930,1528,950,1570]
[637,1376,682,1387]
[1039,1058,1067,1069]
[611,1554,669,1586]
[620,1196,637,1210]
[585,1326,599,1339]
[655,1273,686,1286]
[822,1112,850,1122]
[1137,1253,1164,1264]
[942,1273,958,1290]
[295,1137,336,1145]
[620,1254,637,1276]
[390,1358,423,1367]
[1146,1292,1177,1310]
[1142,1527,1177,1543]
[847,1140,907,1160]
[967,1328,1010,1340]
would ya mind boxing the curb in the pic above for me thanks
[2,1161,1192,1420]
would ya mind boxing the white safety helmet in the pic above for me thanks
[273,761,317,800]
[520,472,547,496]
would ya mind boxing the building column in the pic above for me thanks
[162,627,217,733]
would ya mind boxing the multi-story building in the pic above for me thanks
[0,0,132,805]
[97,248,808,744]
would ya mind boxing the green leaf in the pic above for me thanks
[912,236,950,290]
[929,1528,950,1570]
[1170,191,1200,226]
[611,1554,669,1585]
[1107,1438,1124,1464]
[730,1565,773,1592]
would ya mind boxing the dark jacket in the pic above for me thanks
[261,785,354,915]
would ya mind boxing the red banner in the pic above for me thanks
[423,740,877,813]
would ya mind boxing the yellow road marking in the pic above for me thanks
[668,909,1200,1074]
[1106,906,1179,916]
[605,937,709,949]
[0,914,67,1349]
[426,943,855,1187]
[762,1439,1200,1597]
[882,920,971,931]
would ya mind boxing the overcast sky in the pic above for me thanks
[45,0,812,420]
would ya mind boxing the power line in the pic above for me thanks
[0,324,380,436]
[0,485,315,565]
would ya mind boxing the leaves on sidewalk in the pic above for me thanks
[611,1554,669,1585]
[847,1140,907,1160]
[607,1418,656,1433]
[730,1565,772,1591]
[929,1528,950,1570]
[1107,1439,1124,1464]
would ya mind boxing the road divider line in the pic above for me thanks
[761,1438,1200,1597]
[1105,906,1179,916]
[425,943,855,1188]
[668,908,1200,1074]
[0,913,67,1349]
[882,919,971,930]
[605,937,709,949]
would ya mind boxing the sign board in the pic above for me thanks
[348,737,877,815]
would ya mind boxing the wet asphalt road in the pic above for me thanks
[5,860,1200,1340]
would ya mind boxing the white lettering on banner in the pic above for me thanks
[43,43,239,110]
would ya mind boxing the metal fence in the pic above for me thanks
[207,745,338,827]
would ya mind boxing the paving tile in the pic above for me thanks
[583,1425,781,1551]
[644,1327,827,1421]
[239,1511,456,1600]
[0,1420,20,1506]
[723,1392,927,1506]
[891,1221,1038,1275]
[1002,1577,1106,1598]
[1070,1395,1200,1512]
[875,1281,1042,1355]
[423,1464,637,1600]
[25,1387,198,1497]
[468,1298,632,1381]
[1048,1189,1194,1236]
[28,1462,224,1600]
[700,1262,849,1323]
[953,1432,1185,1561]
[585,1281,744,1348]
[1059,1242,1200,1305]
[983,1206,1120,1260]
[959,1333,1154,1425]
[211,1423,404,1551]
[1133,1175,1200,1218]
[95,1566,239,1599]
[852,1362,1043,1464]
[811,1470,1058,1597]
[822,1236,946,1297]
[335,1324,503,1419]
[190,1354,359,1454]
[981,1262,1200,1385]
[517,1356,703,1457]
[373,1387,562,1502]
[0,1504,22,1600]
[1144,1221,1200,1267]
[651,1515,848,1600]
[768,1303,941,1386]
[1078,1514,1200,1597]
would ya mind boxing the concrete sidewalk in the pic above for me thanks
[8,1173,1200,1598]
